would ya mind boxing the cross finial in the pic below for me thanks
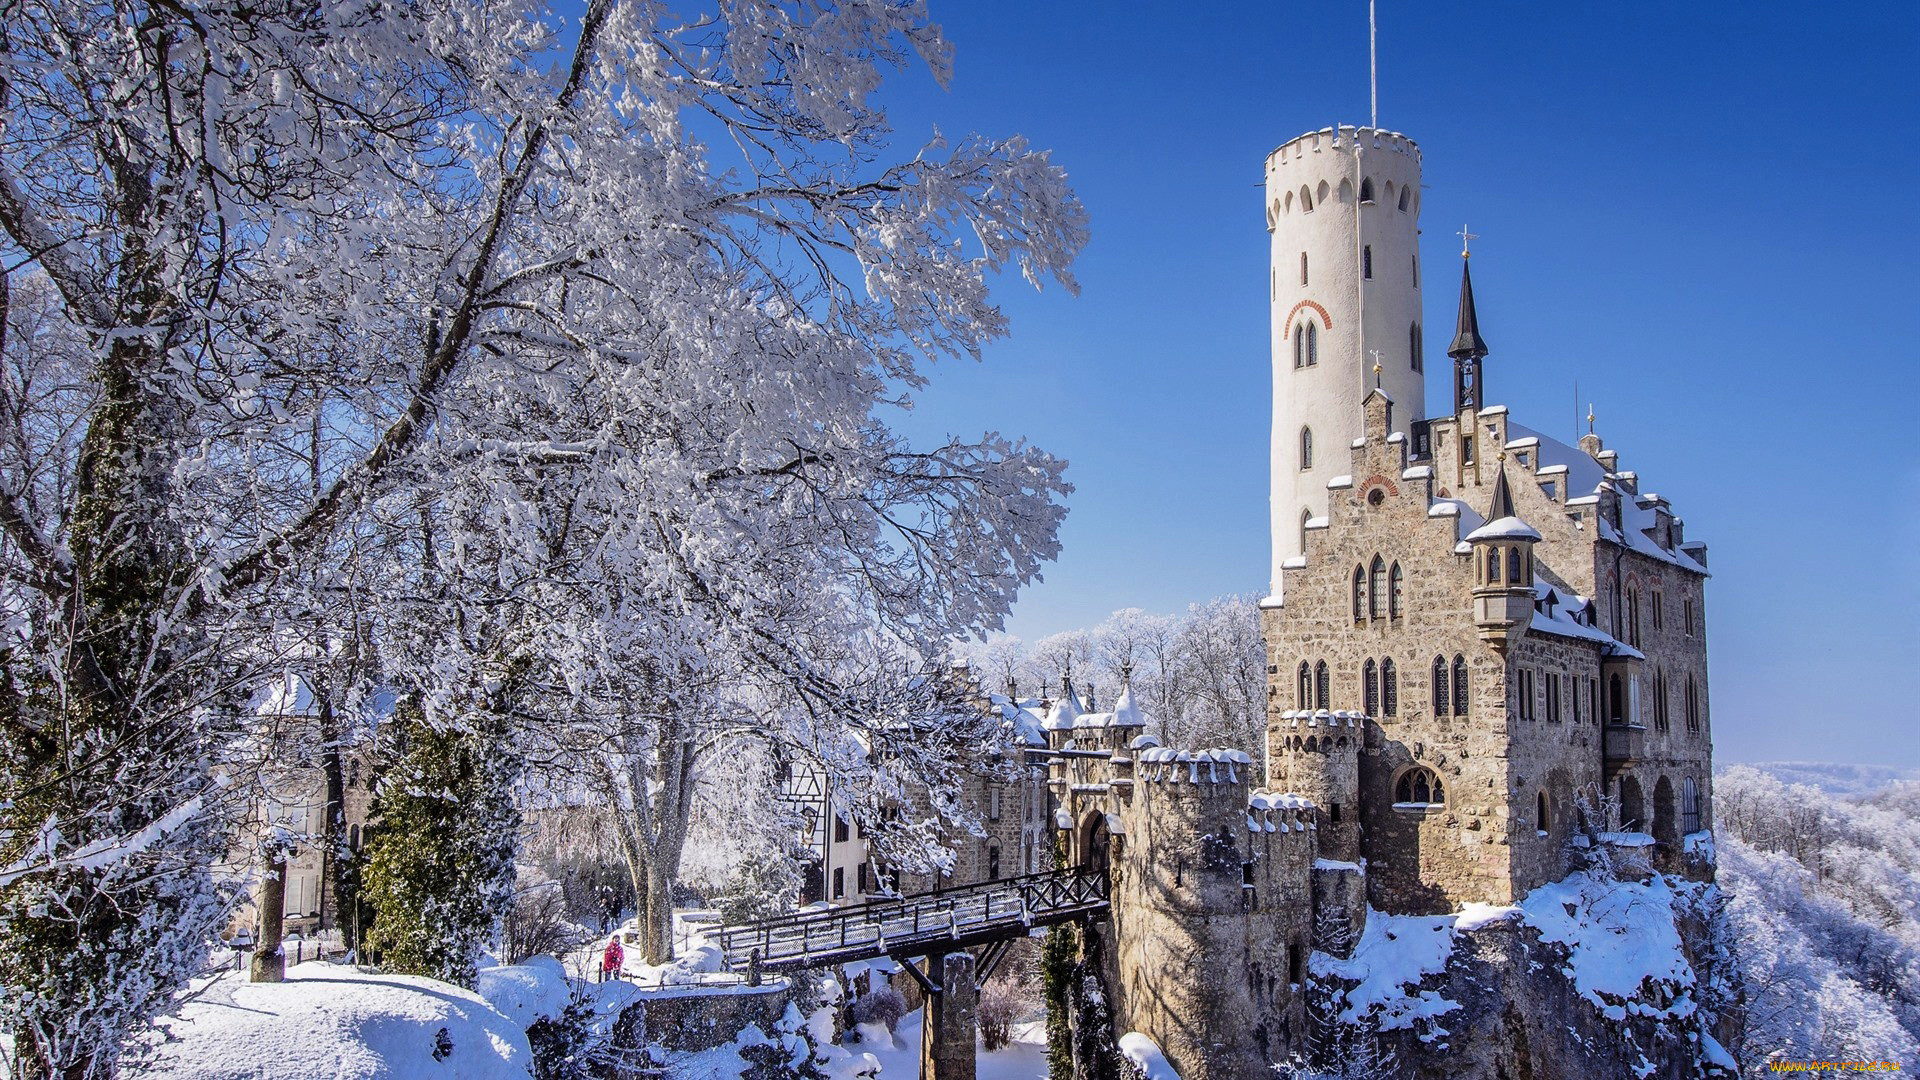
[1587,403,1596,434]
[1457,224,1479,258]
[1369,349,1384,388]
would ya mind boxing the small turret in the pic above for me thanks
[1467,467,1538,652]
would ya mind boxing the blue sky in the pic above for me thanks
[871,1,1920,767]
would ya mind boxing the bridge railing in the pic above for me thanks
[713,865,1108,971]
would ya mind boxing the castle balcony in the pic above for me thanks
[1603,723,1647,777]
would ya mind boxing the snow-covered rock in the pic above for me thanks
[135,963,532,1080]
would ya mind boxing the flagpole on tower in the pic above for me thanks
[1369,0,1378,129]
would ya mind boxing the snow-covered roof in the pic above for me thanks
[252,673,322,718]
[1039,685,1084,731]
[1502,417,1707,575]
[986,695,1048,746]
[1466,516,1541,542]
[1527,582,1644,658]
[1277,708,1367,728]
[1136,747,1251,785]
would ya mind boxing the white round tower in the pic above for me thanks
[1265,126,1426,599]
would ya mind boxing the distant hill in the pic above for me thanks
[1726,761,1920,798]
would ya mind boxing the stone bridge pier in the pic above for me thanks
[919,951,977,1080]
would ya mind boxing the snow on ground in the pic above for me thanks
[474,956,573,1030]
[132,962,532,1080]
[1518,871,1697,1021]
[1311,910,1463,1033]
[1312,869,1703,1041]
[826,1012,1050,1080]
[1118,1031,1180,1079]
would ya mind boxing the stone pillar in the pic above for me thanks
[919,952,977,1080]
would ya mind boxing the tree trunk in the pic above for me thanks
[318,695,355,952]
[250,854,287,983]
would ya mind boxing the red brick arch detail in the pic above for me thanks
[1282,299,1333,338]
[1361,474,1400,498]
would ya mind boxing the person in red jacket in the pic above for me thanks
[601,936,624,982]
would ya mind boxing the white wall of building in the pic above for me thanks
[1265,126,1427,598]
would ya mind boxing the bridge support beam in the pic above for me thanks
[919,952,977,1080]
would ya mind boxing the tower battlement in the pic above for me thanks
[1267,125,1421,168]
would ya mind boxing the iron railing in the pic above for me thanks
[714,865,1109,973]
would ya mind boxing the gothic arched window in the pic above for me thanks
[1686,675,1700,733]
[1300,427,1313,470]
[1293,323,1305,369]
[1507,547,1524,584]
[1654,669,1670,732]
[1314,661,1330,710]
[1300,508,1312,551]
[1382,658,1398,717]
[1297,662,1311,710]
[1363,659,1379,716]
[1352,566,1366,623]
[1537,791,1551,833]
[1304,321,1318,366]
[1300,251,1309,286]
[1486,548,1501,585]
[1389,563,1405,618]
[1682,777,1701,833]
[1397,186,1411,211]
[1432,656,1450,716]
[1410,321,1423,371]
[1395,767,1444,806]
[1359,177,1375,203]
[1368,556,1387,619]
[1452,655,1470,717]
[1301,185,1314,212]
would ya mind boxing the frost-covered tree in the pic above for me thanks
[359,699,520,988]
[1714,767,1920,1071]
[0,0,1083,1073]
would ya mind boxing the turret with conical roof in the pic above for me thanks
[1468,466,1537,653]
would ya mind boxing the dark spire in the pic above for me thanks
[1447,258,1488,361]
[1488,465,1517,521]
[1450,255,1488,414]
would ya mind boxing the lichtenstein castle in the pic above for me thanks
[1259,125,1713,913]
[1035,125,1727,1080]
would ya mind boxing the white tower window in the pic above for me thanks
[1410,322,1423,372]
[1300,185,1314,212]
[1299,427,1313,470]
[1359,178,1375,203]
[1299,252,1309,286]
[1363,245,1373,279]
[1398,187,1411,212]
[1412,252,1420,287]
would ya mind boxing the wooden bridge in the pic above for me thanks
[715,865,1109,976]
[712,866,1108,1080]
